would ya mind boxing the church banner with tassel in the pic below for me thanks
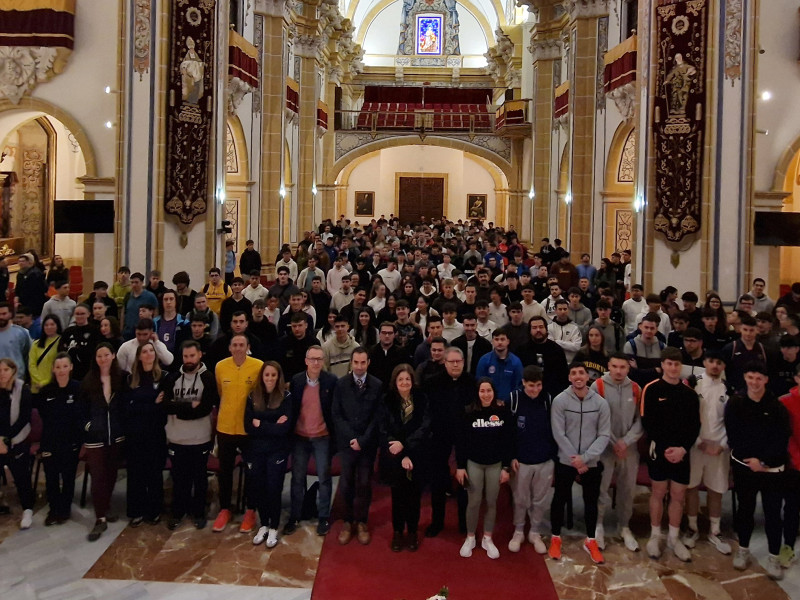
[652,0,708,243]
[164,0,215,225]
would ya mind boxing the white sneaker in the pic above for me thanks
[253,526,268,545]
[733,547,750,570]
[667,537,692,562]
[508,530,524,552]
[459,535,476,557]
[646,535,662,559]
[266,528,279,548]
[767,554,784,580]
[528,532,547,554]
[482,536,500,559]
[595,524,605,550]
[681,528,699,549]
[708,533,732,555]
[621,527,639,552]
[20,509,33,530]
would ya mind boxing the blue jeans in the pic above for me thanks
[290,436,332,520]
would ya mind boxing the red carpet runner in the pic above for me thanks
[312,484,558,600]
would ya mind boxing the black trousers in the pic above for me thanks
[43,446,80,517]
[429,442,467,529]
[784,469,800,548]
[733,462,784,555]
[249,450,288,529]
[551,462,603,537]
[339,446,376,524]
[216,432,252,511]
[1,442,34,510]
[169,442,212,519]
[126,435,166,519]
[391,475,421,534]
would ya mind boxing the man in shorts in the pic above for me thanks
[640,347,701,562]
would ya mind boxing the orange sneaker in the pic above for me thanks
[212,509,231,532]
[548,535,562,560]
[239,509,257,533]
[583,538,605,564]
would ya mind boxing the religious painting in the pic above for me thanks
[467,194,487,219]
[416,14,442,55]
[652,0,708,243]
[355,191,374,217]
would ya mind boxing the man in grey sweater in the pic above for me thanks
[591,353,643,552]
[548,362,611,564]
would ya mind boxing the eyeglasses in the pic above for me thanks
[445,359,464,364]
[306,357,323,362]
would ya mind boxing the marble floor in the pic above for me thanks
[0,475,799,600]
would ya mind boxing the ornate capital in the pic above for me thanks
[227,76,254,115]
[607,81,636,122]
[295,34,323,59]
[328,65,343,85]
[567,0,608,20]
[529,37,562,61]
[0,46,69,105]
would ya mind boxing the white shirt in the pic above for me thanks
[377,268,402,293]
[116,338,174,373]
[635,309,672,338]
[442,320,464,343]
[438,263,457,280]
[622,298,648,335]
[488,303,509,327]
[476,319,496,341]
[547,319,583,362]
[276,258,298,281]
[521,299,547,323]
[367,296,386,313]
[694,375,729,447]
[243,284,269,304]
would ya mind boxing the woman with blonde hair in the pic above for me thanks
[124,341,167,527]
[245,361,292,548]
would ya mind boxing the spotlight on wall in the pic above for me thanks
[756,128,769,135]
[279,184,286,198]
[312,184,318,195]
[634,194,644,213]
[218,189,226,205]
[528,188,535,200]
[564,193,572,205]
[104,121,116,129]
[760,90,772,101]
[104,86,120,94]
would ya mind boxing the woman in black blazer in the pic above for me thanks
[380,364,431,552]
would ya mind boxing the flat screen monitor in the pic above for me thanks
[54,200,115,234]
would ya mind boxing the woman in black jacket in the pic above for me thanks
[81,342,127,541]
[0,357,34,529]
[36,352,83,525]
[455,377,513,560]
[124,341,167,527]
[245,361,292,548]
[380,364,430,552]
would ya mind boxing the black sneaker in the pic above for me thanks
[425,523,443,538]
[45,513,59,527]
[146,515,161,526]
[87,520,108,542]
[129,517,144,528]
[194,518,207,530]
[317,518,331,536]
[106,514,119,523]
[283,519,299,535]
[167,517,182,531]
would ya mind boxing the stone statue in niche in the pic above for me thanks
[397,0,460,56]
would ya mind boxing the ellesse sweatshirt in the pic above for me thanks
[456,404,514,469]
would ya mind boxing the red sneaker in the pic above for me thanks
[212,509,231,532]
[239,509,257,533]
[548,535,562,560]
[583,538,605,564]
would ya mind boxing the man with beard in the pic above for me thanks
[367,322,405,390]
[424,347,477,537]
[58,304,100,380]
[14,253,48,317]
[0,302,32,379]
[517,316,570,399]
[451,314,492,375]
[161,341,219,530]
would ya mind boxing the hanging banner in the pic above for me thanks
[164,0,215,225]
[652,0,708,243]
[603,34,636,93]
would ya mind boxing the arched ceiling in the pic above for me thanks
[344,0,507,32]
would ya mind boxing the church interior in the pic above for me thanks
[2,0,800,598]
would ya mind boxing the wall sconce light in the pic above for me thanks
[528,188,535,200]
[279,184,286,198]
[760,90,772,101]
[218,188,226,205]
[104,86,121,94]
[312,184,318,195]
[634,194,644,212]
[564,193,572,205]
[104,121,116,129]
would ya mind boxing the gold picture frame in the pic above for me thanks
[355,191,374,217]
[467,194,487,219]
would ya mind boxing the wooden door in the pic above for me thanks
[398,176,444,223]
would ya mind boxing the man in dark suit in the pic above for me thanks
[332,348,383,545]
[451,314,492,375]
[283,345,339,537]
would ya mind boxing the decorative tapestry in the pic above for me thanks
[652,0,707,243]
[398,0,459,56]
[164,0,216,225]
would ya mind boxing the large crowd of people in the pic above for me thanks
[0,216,799,581]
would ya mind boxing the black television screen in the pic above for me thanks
[753,211,800,246]
[54,200,115,234]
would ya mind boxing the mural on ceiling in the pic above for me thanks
[398,0,460,56]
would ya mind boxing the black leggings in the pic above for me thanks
[169,442,212,519]
[216,432,252,512]
[43,446,79,518]
[550,462,603,537]
[391,476,421,534]
[249,451,287,529]
[732,462,783,555]
[1,442,34,510]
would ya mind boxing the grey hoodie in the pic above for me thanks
[590,374,643,456]
[551,386,611,467]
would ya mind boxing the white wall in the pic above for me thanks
[343,145,502,223]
